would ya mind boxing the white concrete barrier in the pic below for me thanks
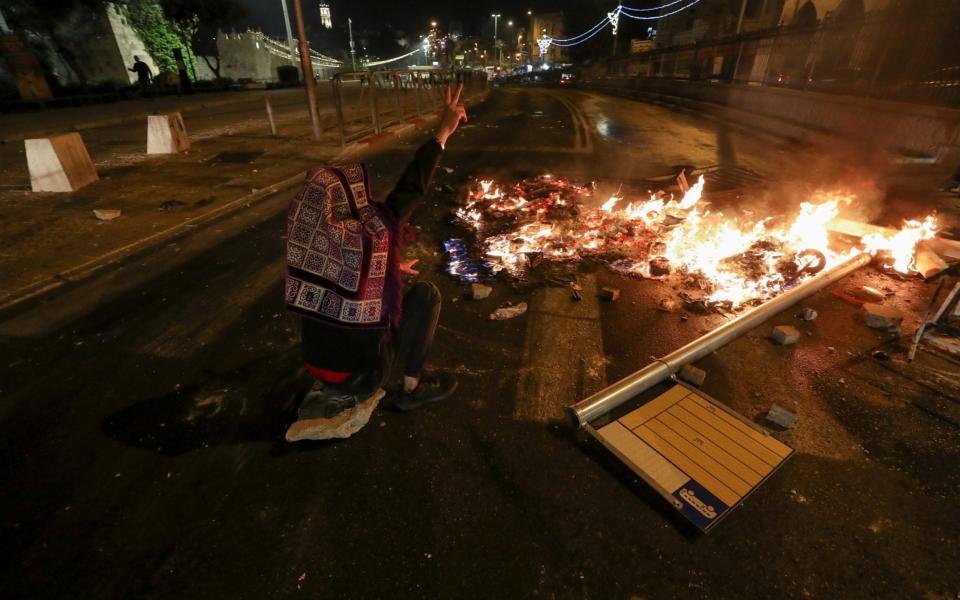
[24,132,99,193]
[147,113,191,154]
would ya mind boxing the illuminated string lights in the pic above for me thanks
[621,0,707,20]
[607,6,621,35]
[363,47,423,67]
[537,0,707,53]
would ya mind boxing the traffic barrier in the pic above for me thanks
[147,113,191,154]
[24,132,98,192]
[332,68,488,147]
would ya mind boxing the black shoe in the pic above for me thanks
[393,372,458,412]
[299,387,358,419]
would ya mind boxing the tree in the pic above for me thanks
[157,0,246,81]
[124,0,198,80]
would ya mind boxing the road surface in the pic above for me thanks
[1,87,958,598]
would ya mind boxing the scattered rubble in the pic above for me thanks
[489,302,528,320]
[772,325,801,345]
[914,243,948,279]
[766,404,797,429]
[836,284,885,305]
[677,364,706,387]
[471,283,492,300]
[93,209,121,221]
[799,308,818,321]
[658,298,680,312]
[862,303,905,329]
[158,199,187,212]
[599,287,621,302]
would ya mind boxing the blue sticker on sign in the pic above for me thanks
[672,480,729,531]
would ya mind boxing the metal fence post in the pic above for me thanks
[332,75,347,147]
[413,72,422,116]
[368,73,381,134]
[393,72,403,121]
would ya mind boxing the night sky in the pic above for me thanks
[233,0,661,61]
[238,0,642,39]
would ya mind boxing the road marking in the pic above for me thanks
[450,90,595,156]
[514,274,606,422]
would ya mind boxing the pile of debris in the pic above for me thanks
[448,174,945,314]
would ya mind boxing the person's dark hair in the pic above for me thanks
[134,55,140,61]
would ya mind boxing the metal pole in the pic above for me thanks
[265,97,277,136]
[291,0,321,140]
[492,14,501,66]
[567,253,872,427]
[348,18,357,71]
[280,0,297,65]
[368,74,380,134]
[332,76,347,147]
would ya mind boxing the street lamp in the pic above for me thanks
[491,13,502,66]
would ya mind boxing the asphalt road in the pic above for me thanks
[1,87,957,598]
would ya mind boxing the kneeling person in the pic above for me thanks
[284,84,469,440]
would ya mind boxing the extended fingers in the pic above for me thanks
[453,82,464,104]
[445,85,451,105]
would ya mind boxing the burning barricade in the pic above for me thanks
[448,173,944,313]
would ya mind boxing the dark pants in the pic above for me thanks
[328,281,441,397]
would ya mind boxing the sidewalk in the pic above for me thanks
[0,110,338,310]
[0,89,480,312]
[0,88,310,143]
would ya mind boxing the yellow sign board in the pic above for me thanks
[588,384,793,531]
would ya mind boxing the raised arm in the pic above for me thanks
[385,83,468,223]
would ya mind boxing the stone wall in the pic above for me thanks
[105,4,157,84]
[217,32,289,82]
[51,4,158,86]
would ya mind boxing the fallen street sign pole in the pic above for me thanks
[567,252,873,428]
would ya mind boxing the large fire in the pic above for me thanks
[453,174,938,311]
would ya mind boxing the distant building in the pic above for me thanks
[216,30,340,82]
[630,39,655,54]
[530,12,567,64]
[656,0,786,47]
[779,0,893,25]
[319,3,333,30]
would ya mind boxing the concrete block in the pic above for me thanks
[24,132,98,192]
[147,113,191,154]
[772,325,800,345]
[471,283,492,300]
[862,303,905,329]
[599,287,621,302]
[766,404,797,429]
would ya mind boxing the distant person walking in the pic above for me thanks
[129,56,152,87]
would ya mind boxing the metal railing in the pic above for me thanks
[602,6,960,108]
[332,69,488,147]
